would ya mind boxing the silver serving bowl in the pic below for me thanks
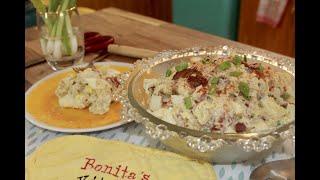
[119,46,295,163]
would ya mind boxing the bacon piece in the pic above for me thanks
[172,68,208,88]
[172,68,202,80]
[187,75,208,88]
[235,122,247,133]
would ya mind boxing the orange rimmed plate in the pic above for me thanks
[25,62,132,133]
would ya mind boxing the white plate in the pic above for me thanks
[25,61,132,133]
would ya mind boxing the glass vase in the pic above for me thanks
[37,6,84,70]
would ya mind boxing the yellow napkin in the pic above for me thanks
[26,135,216,180]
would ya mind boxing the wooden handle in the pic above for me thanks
[108,44,158,58]
[25,57,46,68]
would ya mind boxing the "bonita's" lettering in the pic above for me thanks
[80,157,151,180]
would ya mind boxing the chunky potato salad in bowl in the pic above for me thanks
[123,46,295,162]
[143,54,294,134]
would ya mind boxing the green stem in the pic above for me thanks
[35,0,78,56]
[30,0,46,14]
[55,15,65,38]
[31,0,52,31]
[55,0,70,38]
[60,0,71,11]
[42,16,53,33]
[48,0,62,12]
[68,0,77,8]
[50,20,58,37]
[65,13,73,35]
[62,16,72,55]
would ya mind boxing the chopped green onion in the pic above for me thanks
[218,61,231,71]
[165,69,172,77]
[209,77,219,95]
[175,62,188,72]
[229,71,243,77]
[209,86,216,95]
[232,55,243,66]
[210,77,219,85]
[244,55,247,62]
[184,96,192,109]
[277,120,282,126]
[236,114,243,120]
[238,82,250,100]
[257,64,264,73]
[280,92,291,100]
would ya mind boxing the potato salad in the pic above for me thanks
[144,55,294,133]
[55,68,121,115]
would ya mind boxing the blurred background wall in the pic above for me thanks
[25,0,294,57]
[173,0,240,40]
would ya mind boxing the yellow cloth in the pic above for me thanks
[26,135,216,180]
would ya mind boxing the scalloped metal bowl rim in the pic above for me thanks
[126,46,295,140]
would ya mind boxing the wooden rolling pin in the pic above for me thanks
[107,44,158,58]
[84,33,158,58]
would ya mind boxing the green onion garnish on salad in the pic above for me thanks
[229,71,243,77]
[232,55,243,66]
[184,96,192,109]
[277,120,282,126]
[165,69,172,77]
[210,77,219,85]
[218,61,231,71]
[175,62,188,72]
[257,64,264,73]
[280,92,291,100]
[238,82,250,100]
[209,77,219,95]
[208,86,216,95]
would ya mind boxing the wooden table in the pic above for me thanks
[25,7,294,90]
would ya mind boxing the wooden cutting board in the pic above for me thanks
[25,40,44,67]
